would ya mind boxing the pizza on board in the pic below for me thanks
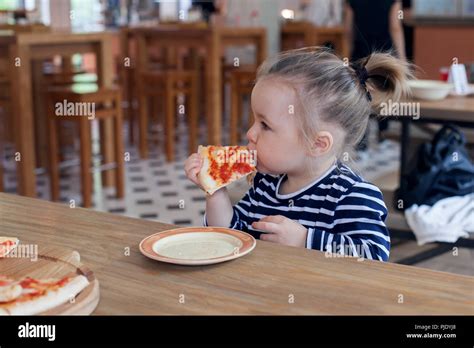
[0,273,90,315]
[198,145,257,195]
[0,237,19,258]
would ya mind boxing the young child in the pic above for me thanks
[185,47,412,261]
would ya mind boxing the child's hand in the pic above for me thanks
[251,215,308,248]
[184,153,203,188]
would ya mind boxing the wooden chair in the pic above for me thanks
[137,69,198,162]
[230,69,256,145]
[45,86,124,208]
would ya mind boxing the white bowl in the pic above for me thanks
[408,80,453,101]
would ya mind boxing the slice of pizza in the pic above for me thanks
[198,145,257,195]
[0,274,90,315]
[0,237,19,258]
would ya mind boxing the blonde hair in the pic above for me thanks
[256,47,413,157]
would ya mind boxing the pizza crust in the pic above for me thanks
[0,237,19,258]
[0,275,90,315]
[198,145,218,195]
[0,283,22,303]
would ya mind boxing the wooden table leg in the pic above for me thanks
[165,77,175,162]
[9,43,36,197]
[95,39,115,188]
[32,60,48,170]
[79,119,92,208]
[119,29,135,145]
[206,30,222,145]
[136,35,149,159]
[114,91,125,198]
[46,111,60,202]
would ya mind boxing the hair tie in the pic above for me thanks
[350,63,372,102]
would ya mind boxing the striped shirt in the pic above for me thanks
[204,162,390,261]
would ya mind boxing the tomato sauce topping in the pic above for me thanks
[208,146,254,184]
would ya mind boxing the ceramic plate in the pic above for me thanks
[139,227,256,265]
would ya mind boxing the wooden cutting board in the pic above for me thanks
[1,244,99,315]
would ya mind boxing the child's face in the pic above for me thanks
[247,78,308,175]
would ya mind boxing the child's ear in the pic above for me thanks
[309,131,333,157]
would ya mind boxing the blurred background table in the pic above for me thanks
[0,31,115,197]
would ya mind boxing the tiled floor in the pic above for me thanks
[2,119,473,276]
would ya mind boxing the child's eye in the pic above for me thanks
[261,121,270,131]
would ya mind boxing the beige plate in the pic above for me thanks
[139,226,256,266]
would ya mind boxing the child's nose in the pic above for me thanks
[246,125,257,144]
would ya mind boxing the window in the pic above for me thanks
[0,0,23,10]
[70,0,104,32]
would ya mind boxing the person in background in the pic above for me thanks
[402,0,414,62]
[191,0,226,24]
[345,0,407,150]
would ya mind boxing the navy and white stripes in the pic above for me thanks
[204,162,390,261]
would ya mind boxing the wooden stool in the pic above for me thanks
[230,70,256,145]
[137,70,198,162]
[0,99,6,192]
[0,79,11,193]
[0,99,5,192]
[45,86,124,208]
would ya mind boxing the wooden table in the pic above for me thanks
[0,24,50,33]
[1,192,472,315]
[120,26,267,156]
[281,21,349,58]
[0,31,116,197]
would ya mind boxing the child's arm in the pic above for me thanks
[204,183,256,232]
[307,183,390,261]
[185,152,255,230]
[204,188,234,227]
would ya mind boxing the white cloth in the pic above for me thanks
[405,194,474,245]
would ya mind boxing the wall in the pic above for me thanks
[414,25,474,79]
[48,0,71,30]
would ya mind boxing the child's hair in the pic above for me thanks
[256,47,413,157]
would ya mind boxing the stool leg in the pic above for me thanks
[137,81,149,159]
[79,119,92,208]
[230,77,239,145]
[165,79,175,162]
[0,165,3,192]
[188,75,198,155]
[47,105,60,202]
[114,94,125,198]
[128,70,135,145]
[0,136,3,192]
[237,92,245,144]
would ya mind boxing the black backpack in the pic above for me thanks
[396,125,474,211]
